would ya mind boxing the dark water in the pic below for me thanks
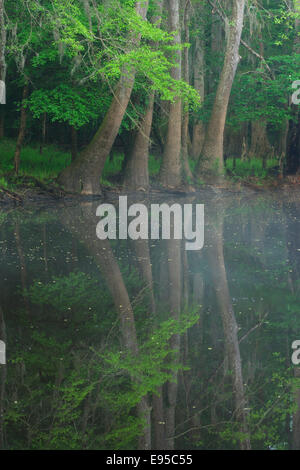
[0,188,299,450]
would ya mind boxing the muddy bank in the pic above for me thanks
[0,176,299,208]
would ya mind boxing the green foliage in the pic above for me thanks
[225,157,279,179]
[27,84,109,129]
[0,138,70,179]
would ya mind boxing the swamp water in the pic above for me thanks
[0,188,299,450]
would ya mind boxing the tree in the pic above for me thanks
[196,0,245,181]
[158,0,183,188]
[57,0,149,194]
[0,0,6,137]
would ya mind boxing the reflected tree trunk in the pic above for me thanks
[206,207,251,450]
[0,304,6,449]
[292,368,300,450]
[164,237,182,450]
[14,220,30,314]
[61,204,151,449]
[131,238,156,316]
[14,83,29,175]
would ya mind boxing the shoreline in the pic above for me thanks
[0,175,300,208]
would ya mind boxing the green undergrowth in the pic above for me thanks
[0,138,70,181]
[0,138,282,193]
[225,157,279,180]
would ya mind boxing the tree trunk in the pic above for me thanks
[57,1,149,195]
[248,119,272,160]
[181,0,194,183]
[196,0,245,181]
[39,112,47,155]
[14,83,29,175]
[71,125,78,162]
[0,0,6,84]
[191,4,206,159]
[123,93,155,191]
[158,0,182,188]
[0,0,6,138]
[286,1,300,174]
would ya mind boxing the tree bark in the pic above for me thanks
[123,93,155,191]
[39,113,47,155]
[14,83,29,175]
[248,119,272,160]
[0,0,6,83]
[158,0,182,188]
[181,0,194,183]
[0,0,6,138]
[285,1,300,174]
[191,4,206,159]
[196,0,245,181]
[57,1,149,194]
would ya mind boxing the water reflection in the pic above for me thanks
[0,190,299,450]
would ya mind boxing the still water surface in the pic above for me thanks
[0,188,299,450]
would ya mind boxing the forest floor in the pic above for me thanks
[0,138,299,206]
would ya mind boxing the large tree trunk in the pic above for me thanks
[158,0,182,188]
[14,83,29,175]
[123,4,162,191]
[248,119,272,161]
[0,0,6,138]
[286,1,300,175]
[123,93,155,191]
[0,0,6,84]
[196,0,245,181]
[191,4,206,159]
[39,113,47,155]
[181,0,194,183]
[57,1,148,194]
